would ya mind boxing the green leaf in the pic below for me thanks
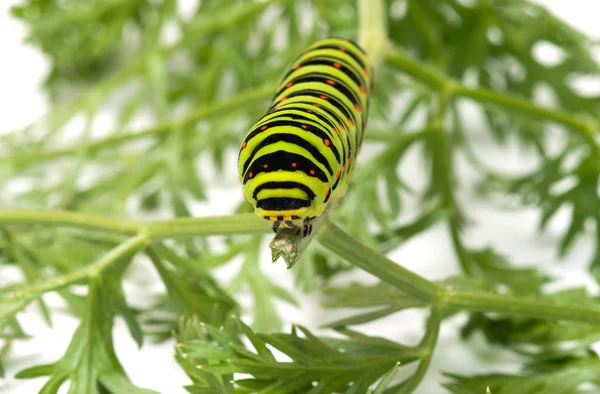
[145,244,238,337]
[467,248,551,295]
[369,362,400,394]
[321,305,407,328]
[17,275,158,394]
[99,371,161,394]
[177,317,420,393]
[0,298,32,328]
[15,363,56,379]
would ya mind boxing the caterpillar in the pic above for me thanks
[238,37,373,237]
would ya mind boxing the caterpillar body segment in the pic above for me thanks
[238,37,373,235]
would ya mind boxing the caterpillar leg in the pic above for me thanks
[294,216,315,238]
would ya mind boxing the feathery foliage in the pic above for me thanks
[2,0,600,392]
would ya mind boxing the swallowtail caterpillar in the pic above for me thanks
[238,37,373,237]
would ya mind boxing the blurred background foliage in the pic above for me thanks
[2,0,600,393]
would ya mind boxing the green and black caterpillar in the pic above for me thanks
[238,37,373,236]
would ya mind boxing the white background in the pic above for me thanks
[1,1,600,393]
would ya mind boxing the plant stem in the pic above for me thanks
[358,0,388,68]
[385,47,599,141]
[385,48,448,91]
[0,210,142,235]
[445,291,600,324]
[146,213,270,239]
[6,209,600,325]
[396,307,442,394]
[317,222,443,303]
[319,225,600,325]
[1,233,148,313]
[0,210,270,239]
[433,90,473,276]
[451,84,598,141]
[0,82,277,165]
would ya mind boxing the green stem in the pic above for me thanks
[385,48,448,91]
[5,212,600,325]
[319,225,600,325]
[1,233,148,308]
[445,291,600,324]
[146,213,270,239]
[0,83,277,165]
[385,47,599,141]
[449,223,473,276]
[0,210,270,239]
[433,91,473,276]
[317,222,443,303]
[0,210,142,235]
[396,307,442,394]
[451,84,598,141]
[357,0,388,68]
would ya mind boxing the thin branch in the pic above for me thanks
[385,48,448,91]
[317,222,443,303]
[451,83,598,140]
[386,47,599,142]
[396,307,443,394]
[444,291,600,325]
[146,213,270,239]
[318,224,600,325]
[0,210,142,235]
[0,210,270,239]
[358,0,388,68]
[0,83,277,165]
[1,233,148,316]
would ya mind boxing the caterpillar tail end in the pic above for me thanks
[269,212,329,269]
